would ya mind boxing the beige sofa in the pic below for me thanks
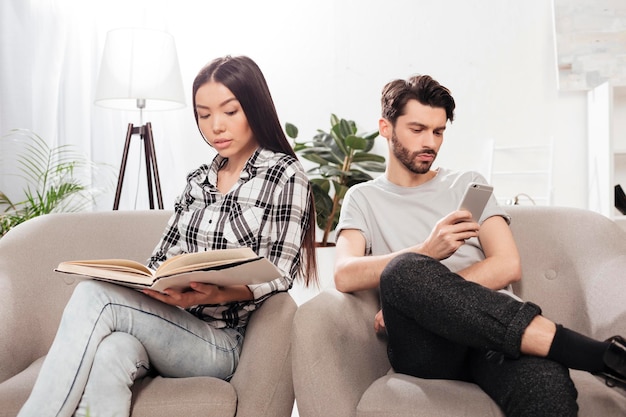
[0,210,296,417]
[292,206,626,416]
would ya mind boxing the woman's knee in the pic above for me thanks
[70,279,114,304]
[73,279,104,296]
[68,280,135,311]
[64,280,108,314]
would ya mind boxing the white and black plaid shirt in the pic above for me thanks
[148,148,312,328]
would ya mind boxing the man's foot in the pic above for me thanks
[600,336,626,389]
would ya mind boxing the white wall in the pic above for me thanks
[0,0,588,210]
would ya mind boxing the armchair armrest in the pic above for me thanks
[507,206,626,340]
[230,292,297,417]
[292,289,390,417]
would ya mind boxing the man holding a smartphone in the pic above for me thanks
[333,74,626,417]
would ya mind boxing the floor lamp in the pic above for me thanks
[94,28,186,210]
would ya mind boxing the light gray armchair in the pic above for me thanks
[0,210,296,417]
[292,206,626,416]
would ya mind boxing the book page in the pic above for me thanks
[157,258,248,278]
[150,256,282,291]
[55,262,155,285]
[156,247,257,277]
[59,259,153,276]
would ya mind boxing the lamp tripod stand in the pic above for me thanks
[112,121,164,210]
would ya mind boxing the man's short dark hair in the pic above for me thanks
[381,75,455,125]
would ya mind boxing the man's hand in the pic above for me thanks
[374,309,386,334]
[142,282,226,308]
[419,210,479,260]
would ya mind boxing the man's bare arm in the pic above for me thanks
[334,229,395,292]
[334,210,480,293]
[456,215,522,290]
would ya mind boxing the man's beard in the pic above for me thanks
[391,130,437,174]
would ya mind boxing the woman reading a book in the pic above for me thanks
[18,55,317,417]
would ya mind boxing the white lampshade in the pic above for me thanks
[95,28,186,111]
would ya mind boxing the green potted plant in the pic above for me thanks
[286,114,386,246]
[0,129,110,237]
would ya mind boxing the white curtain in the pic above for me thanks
[0,0,196,211]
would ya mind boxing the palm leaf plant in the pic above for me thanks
[0,129,105,237]
[286,114,386,246]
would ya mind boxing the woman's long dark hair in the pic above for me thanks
[192,55,318,287]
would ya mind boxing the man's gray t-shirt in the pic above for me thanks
[336,168,510,274]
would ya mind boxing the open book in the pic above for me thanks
[55,247,282,292]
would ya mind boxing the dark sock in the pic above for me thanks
[547,324,609,373]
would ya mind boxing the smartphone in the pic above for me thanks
[457,183,493,221]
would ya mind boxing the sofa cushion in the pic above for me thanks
[356,370,626,417]
[0,356,237,417]
[357,372,503,417]
[570,370,626,415]
[130,374,236,417]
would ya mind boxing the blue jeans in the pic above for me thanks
[18,280,244,417]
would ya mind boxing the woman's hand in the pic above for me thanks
[142,282,253,308]
[142,283,221,308]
